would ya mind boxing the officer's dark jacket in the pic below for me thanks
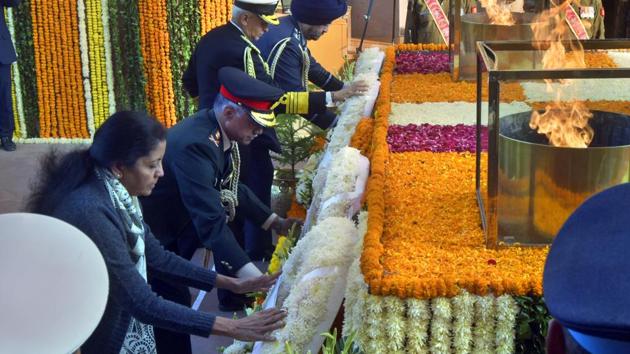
[0,0,19,65]
[141,109,271,271]
[182,22,332,152]
[183,23,271,110]
[257,16,344,93]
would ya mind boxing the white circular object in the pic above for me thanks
[0,213,109,354]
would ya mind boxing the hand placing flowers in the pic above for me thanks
[216,272,281,294]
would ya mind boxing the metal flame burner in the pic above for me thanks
[498,111,630,245]
[474,39,630,249]
[454,12,538,81]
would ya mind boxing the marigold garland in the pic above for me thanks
[395,43,448,52]
[138,0,177,127]
[310,135,327,153]
[199,0,232,34]
[360,46,393,291]
[373,151,548,299]
[349,117,374,157]
[31,0,89,138]
[286,197,306,219]
[582,51,618,68]
[78,0,96,135]
[391,72,526,103]
[85,0,110,129]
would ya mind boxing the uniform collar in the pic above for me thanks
[207,109,232,152]
[289,16,307,47]
[215,115,232,152]
[229,21,260,51]
[229,20,245,35]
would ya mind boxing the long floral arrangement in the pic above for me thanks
[222,47,385,354]
[6,0,232,142]
[343,43,630,354]
[221,43,630,354]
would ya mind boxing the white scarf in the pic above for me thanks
[95,168,156,354]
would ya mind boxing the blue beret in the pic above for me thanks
[544,183,630,352]
[290,0,347,26]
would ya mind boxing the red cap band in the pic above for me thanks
[220,85,272,111]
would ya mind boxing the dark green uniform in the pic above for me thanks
[405,0,475,44]
[570,0,606,39]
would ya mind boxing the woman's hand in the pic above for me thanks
[271,217,302,235]
[232,272,281,294]
[213,308,287,342]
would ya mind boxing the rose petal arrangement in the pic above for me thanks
[387,123,488,153]
[395,51,450,74]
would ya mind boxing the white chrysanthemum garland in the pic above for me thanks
[77,0,96,136]
[390,101,532,126]
[294,49,384,209]
[315,147,368,223]
[295,150,322,207]
[223,48,384,354]
[325,72,380,156]
[354,47,385,76]
[14,138,92,144]
[257,217,358,354]
[342,287,522,353]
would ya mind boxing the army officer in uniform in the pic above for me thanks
[141,67,299,353]
[182,0,364,269]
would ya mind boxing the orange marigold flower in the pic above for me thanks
[349,117,374,157]
[286,197,307,219]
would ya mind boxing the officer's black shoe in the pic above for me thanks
[0,137,16,152]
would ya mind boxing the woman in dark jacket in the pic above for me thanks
[28,111,285,354]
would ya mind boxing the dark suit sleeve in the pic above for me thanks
[1,0,21,7]
[56,204,216,337]
[307,50,344,92]
[182,54,199,98]
[236,182,273,225]
[170,143,256,271]
[143,225,217,292]
[268,40,338,129]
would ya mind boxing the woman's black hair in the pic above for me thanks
[27,111,166,214]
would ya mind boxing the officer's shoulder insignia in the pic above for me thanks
[209,129,221,147]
